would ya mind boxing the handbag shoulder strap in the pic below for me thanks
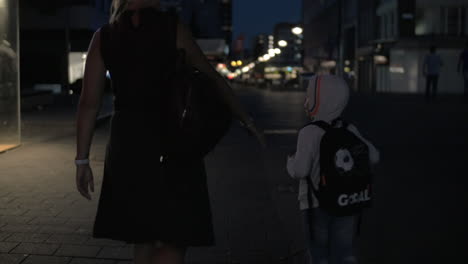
[99,23,111,69]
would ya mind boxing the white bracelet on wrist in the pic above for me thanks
[75,159,90,166]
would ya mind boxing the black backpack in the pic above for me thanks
[307,120,372,216]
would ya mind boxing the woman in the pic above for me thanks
[75,0,265,263]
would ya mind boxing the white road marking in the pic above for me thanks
[264,129,298,135]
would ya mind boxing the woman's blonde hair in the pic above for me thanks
[110,0,161,23]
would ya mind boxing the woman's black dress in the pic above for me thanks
[92,8,214,246]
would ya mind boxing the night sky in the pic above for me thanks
[233,0,302,49]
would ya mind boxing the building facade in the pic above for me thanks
[302,0,341,73]
[20,0,109,94]
[274,22,303,67]
[180,0,232,59]
[374,0,468,94]
[303,0,468,94]
[0,0,20,152]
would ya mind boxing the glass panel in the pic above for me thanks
[0,0,20,152]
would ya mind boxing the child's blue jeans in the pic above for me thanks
[302,208,358,264]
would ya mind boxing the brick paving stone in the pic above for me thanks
[96,246,133,260]
[22,255,72,264]
[40,193,69,199]
[28,217,69,225]
[0,241,19,253]
[0,224,40,233]
[0,208,28,216]
[8,203,52,211]
[74,226,93,236]
[0,253,26,264]
[0,216,35,224]
[85,238,126,247]
[23,208,63,217]
[66,219,94,228]
[58,209,96,219]
[0,197,16,204]
[0,232,12,241]
[5,233,51,243]
[8,199,46,206]
[69,258,116,264]
[37,225,78,234]
[46,234,89,244]
[0,191,11,198]
[11,242,60,255]
[42,199,75,207]
[55,245,101,258]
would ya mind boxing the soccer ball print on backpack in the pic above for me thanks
[309,119,372,216]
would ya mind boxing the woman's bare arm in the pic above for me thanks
[76,29,107,160]
[176,19,253,127]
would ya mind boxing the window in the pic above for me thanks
[441,7,466,36]
[381,14,387,38]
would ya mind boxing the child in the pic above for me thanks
[287,74,380,264]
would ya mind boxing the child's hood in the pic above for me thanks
[307,74,349,122]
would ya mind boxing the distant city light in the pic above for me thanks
[389,66,405,74]
[268,49,276,56]
[321,60,337,68]
[263,54,271,61]
[237,60,243,66]
[278,40,288,47]
[374,55,388,64]
[274,48,281,54]
[292,27,303,35]
[242,66,250,73]
[231,61,237,67]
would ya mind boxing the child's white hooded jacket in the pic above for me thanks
[287,75,380,210]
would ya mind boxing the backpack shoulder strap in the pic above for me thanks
[300,120,332,135]
[306,120,332,131]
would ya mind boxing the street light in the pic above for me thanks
[292,27,303,35]
[278,40,288,47]
[268,49,276,56]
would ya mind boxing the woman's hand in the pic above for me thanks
[76,164,94,200]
